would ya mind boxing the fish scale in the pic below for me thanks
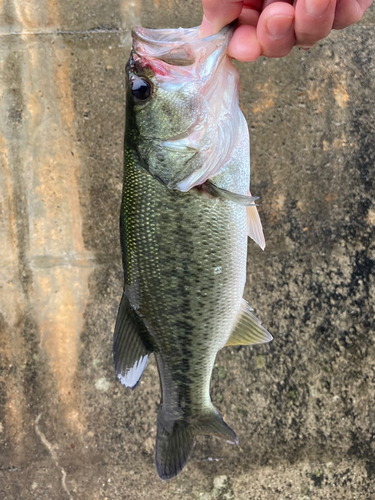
[123,152,247,352]
[113,25,272,480]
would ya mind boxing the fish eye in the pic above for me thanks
[131,76,152,101]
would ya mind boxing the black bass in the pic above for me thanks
[114,25,272,480]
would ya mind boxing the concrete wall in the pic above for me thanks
[0,1,374,498]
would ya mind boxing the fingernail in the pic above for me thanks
[305,0,331,17]
[199,15,213,39]
[265,15,294,40]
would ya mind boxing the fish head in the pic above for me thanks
[126,25,243,191]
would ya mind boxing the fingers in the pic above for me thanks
[200,0,244,37]
[228,24,262,60]
[237,4,261,26]
[257,2,295,57]
[333,0,373,29]
[228,2,295,60]
[294,0,337,48]
[200,0,374,60]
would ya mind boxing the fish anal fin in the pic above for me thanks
[113,293,153,389]
[246,191,265,250]
[225,299,272,347]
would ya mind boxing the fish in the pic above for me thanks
[114,24,272,480]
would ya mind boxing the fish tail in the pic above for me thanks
[156,413,194,480]
[156,407,238,480]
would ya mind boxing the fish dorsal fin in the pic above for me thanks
[225,299,272,347]
[246,196,265,250]
[205,180,258,206]
[113,293,153,389]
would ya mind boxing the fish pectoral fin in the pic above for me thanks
[205,180,258,206]
[225,299,273,347]
[206,181,266,249]
[113,293,153,390]
[246,192,266,250]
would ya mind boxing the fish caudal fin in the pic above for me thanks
[225,299,272,347]
[113,293,153,389]
[156,417,195,480]
[246,191,265,250]
[194,410,238,443]
[156,408,238,480]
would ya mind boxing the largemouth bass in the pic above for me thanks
[114,25,272,480]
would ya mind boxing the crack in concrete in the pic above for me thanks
[0,254,120,269]
[29,254,117,269]
[0,28,128,37]
[34,414,73,500]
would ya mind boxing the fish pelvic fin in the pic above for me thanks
[246,190,265,250]
[156,407,238,480]
[225,299,273,347]
[113,293,153,389]
[205,182,266,250]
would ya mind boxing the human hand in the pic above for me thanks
[200,0,373,60]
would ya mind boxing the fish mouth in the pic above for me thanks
[129,24,241,193]
[132,26,201,45]
[131,25,234,68]
[132,24,233,46]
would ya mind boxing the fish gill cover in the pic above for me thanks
[129,25,248,192]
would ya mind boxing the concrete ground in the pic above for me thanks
[0,1,374,499]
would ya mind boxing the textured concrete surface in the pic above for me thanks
[0,1,374,499]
